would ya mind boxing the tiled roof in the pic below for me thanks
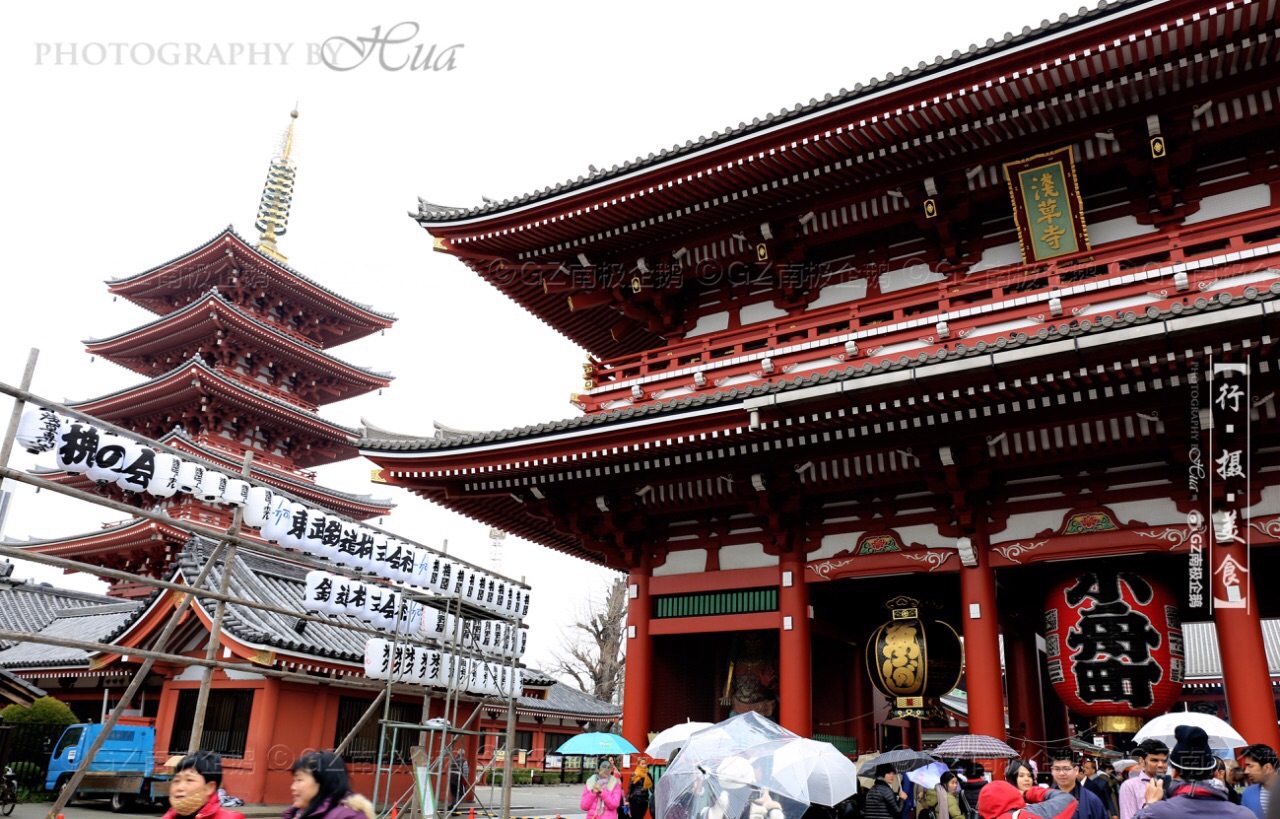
[414,0,1146,224]
[85,291,394,380]
[361,284,1280,454]
[1183,620,1280,680]
[0,599,145,669]
[173,536,372,664]
[0,574,125,650]
[69,358,364,440]
[517,675,621,719]
[107,226,396,322]
[0,667,46,706]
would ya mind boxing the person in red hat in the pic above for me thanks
[978,780,1077,819]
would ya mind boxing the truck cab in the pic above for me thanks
[46,719,168,811]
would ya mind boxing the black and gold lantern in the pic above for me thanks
[865,596,963,719]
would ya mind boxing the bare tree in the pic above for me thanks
[551,576,627,727]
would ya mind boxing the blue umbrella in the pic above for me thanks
[557,732,640,755]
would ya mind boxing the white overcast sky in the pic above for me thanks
[2,0,1081,677]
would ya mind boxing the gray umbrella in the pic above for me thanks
[856,749,939,776]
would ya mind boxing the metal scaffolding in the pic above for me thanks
[0,350,525,819]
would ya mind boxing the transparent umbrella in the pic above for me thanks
[739,737,860,806]
[655,756,809,819]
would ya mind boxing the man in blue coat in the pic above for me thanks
[1051,752,1108,819]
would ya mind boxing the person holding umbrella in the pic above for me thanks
[1133,726,1253,819]
[866,765,908,819]
[582,758,624,819]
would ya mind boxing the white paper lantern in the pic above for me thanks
[221,478,250,506]
[84,434,126,484]
[176,460,204,494]
[390,540,416,584]
[368,588,400,632]
[54,421,98,474]
[364,638,391,680]
[196,469,228,502]
[493,582,507,613]
[261,494,293,544]
[280,502,311,551]
[410,548,432,590]
[17,408,64,454]
[146,453,181,498]
[368,532,395,581]
[400,601,424,636]
[332,523,359,567]
[351,527,379,574]
[300,509,329,557]
[420,605,454,641]
[344,580,372,620]
[517,629,527,657]
[303,570,334,614]
[113,442,157,493]
[323,576,352,617]
[243,486,273,527]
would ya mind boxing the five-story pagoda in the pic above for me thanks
[24,112,397,596]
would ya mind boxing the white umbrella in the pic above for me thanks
[1132,712,1247,750]
[646,720,717,760]
[740,737,860,806]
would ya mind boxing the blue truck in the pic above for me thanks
[46,721,171,812]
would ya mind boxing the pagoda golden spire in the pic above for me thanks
[255,108,299,262]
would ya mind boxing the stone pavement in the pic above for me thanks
[9,784,590,819]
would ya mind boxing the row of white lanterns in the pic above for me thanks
[303,571,527,659]
[363,637,523,698]
[18,409,530,620]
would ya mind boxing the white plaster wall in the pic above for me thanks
[1088,215,1158,245]
[1182,185,1271,226]
[718,542,778,570]
[653,549,707,577]
[810,279,869,309]
[740,301,789,325]
[879,263,944,294]
[687,311,730,338]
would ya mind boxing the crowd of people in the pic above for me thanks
[852,731,1279,819]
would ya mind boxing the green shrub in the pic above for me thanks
[8,761,45,789]
[0,696,77,725]
[541,772,561,785]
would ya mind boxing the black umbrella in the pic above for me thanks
[856,749,938,776]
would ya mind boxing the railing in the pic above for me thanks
[577,206,1280,412]
[0,723,68,796]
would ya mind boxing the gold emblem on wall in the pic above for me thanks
[1150,136,1166,159]
[756,243,769,261]
[923,198,938,219]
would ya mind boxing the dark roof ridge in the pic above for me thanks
[108,226,397,322]
[84,290,395,380]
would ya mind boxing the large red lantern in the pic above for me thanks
[1044,572,1185,732]
[866,596,963,719]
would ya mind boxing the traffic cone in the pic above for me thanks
[469,808,476,819]
[391,809,399,819]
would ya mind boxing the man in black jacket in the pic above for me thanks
[865,765,907,819]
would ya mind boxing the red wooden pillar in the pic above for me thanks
[906,719,924,751]
[959,532,1006,740]
[1211,558,1280,748]
[849,644,876,755]
[1004,618,1046,763]
[621,564,653,752]
[243,678,279,803]
[153,679,179,762]
[778,556,812,736]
